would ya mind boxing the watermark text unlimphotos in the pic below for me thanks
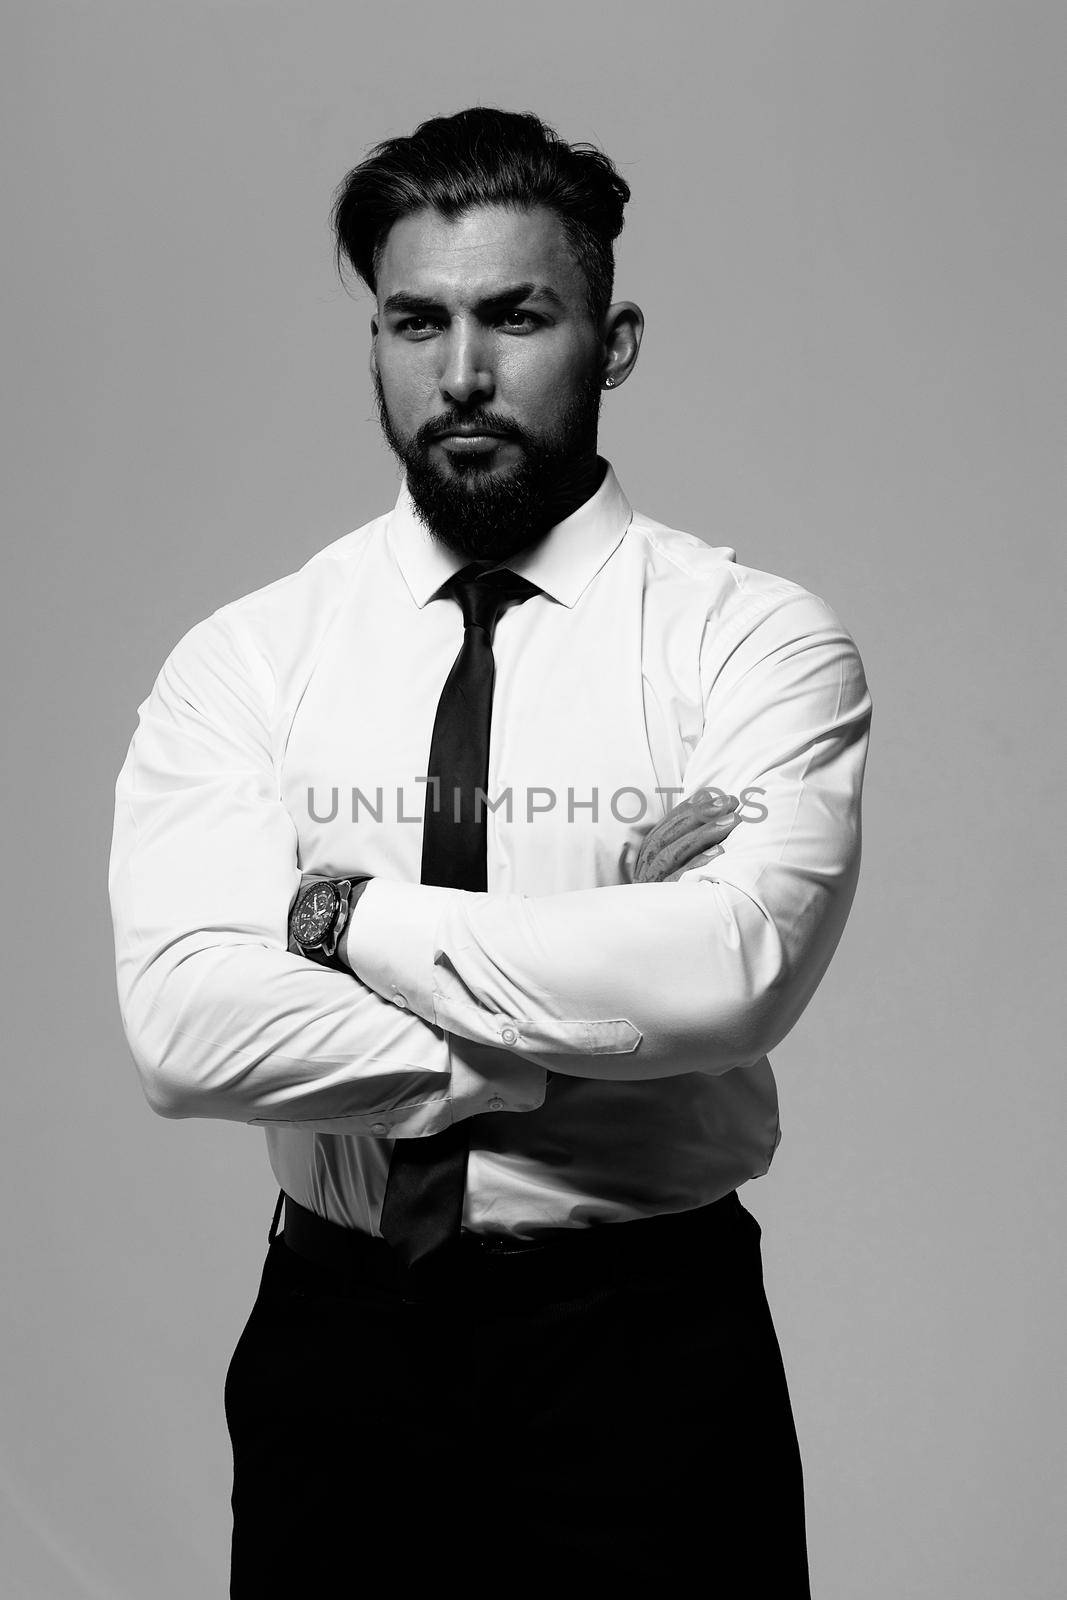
[306,781,769,827]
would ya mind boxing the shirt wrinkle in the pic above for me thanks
[108,458,871,1235]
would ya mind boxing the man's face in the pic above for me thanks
[372,203,604,561]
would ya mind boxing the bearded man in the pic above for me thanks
[109,106,871,1596]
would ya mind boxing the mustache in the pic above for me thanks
[414,411,527,450]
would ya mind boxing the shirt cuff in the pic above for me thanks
[345,879,550,1124]
[343,877,465,1022]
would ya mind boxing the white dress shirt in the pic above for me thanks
[109,461,871,1236]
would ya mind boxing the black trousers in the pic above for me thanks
[225,1194,811,1596]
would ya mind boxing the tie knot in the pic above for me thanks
[449,566,541,634]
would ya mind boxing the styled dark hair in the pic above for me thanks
[332,107,630,323]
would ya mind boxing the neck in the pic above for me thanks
[465,452,606,570]
[537,451,606,535]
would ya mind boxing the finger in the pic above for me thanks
[641,792,739,854]
[635,807,740,882]
[644,816,741,881]
[690,789,739,814]
[633,794,740,882]
[661,817,740,873]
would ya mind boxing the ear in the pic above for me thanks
[599,301,644,390]
[369,316,379,379]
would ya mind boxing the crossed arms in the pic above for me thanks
[108,586,871,1136]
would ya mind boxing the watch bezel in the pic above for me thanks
[292,880,342,950]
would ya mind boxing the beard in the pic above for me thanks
[373,368,603,562]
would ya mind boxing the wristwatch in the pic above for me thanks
[288,876,369,969]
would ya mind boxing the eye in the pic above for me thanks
[499,309,540,332]
[396,316,441,338]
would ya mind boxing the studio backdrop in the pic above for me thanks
[2,3,1063,1597]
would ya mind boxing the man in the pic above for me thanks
[109,107,870,1594]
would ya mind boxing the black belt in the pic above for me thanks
[276,1189,753,1302]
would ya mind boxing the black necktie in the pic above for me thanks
[378,564,540,1270]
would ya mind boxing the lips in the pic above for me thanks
[435,432,507,454]
[435,429,508,441]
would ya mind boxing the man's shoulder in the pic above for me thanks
[147,508,393,704]
[621,504,865,684]
[171,508,389,654]
[218,509,391,630]
[625,506,821,619]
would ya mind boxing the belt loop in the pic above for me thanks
[268,1187,285,1244]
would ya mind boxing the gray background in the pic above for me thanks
[3,2,1063,1595]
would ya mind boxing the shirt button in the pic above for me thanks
[392,993,408,1008]
[488,1097,504,1112]
[500,1025,519,1045]
[370,1122,388,1136]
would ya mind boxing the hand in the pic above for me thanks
[633,792,741,884]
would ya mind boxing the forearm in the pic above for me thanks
[114,934,545,1131]
[344,858,858,1081]
[108,612,544,1133]
[345,601,872,1080]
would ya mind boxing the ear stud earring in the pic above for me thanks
[604,376,616,388]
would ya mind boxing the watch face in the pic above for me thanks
[292,881,339,947]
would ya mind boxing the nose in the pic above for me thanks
[438,322,494,406]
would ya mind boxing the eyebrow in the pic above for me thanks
[382,282,567,315]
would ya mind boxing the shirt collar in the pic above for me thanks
[385,458,633,610]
